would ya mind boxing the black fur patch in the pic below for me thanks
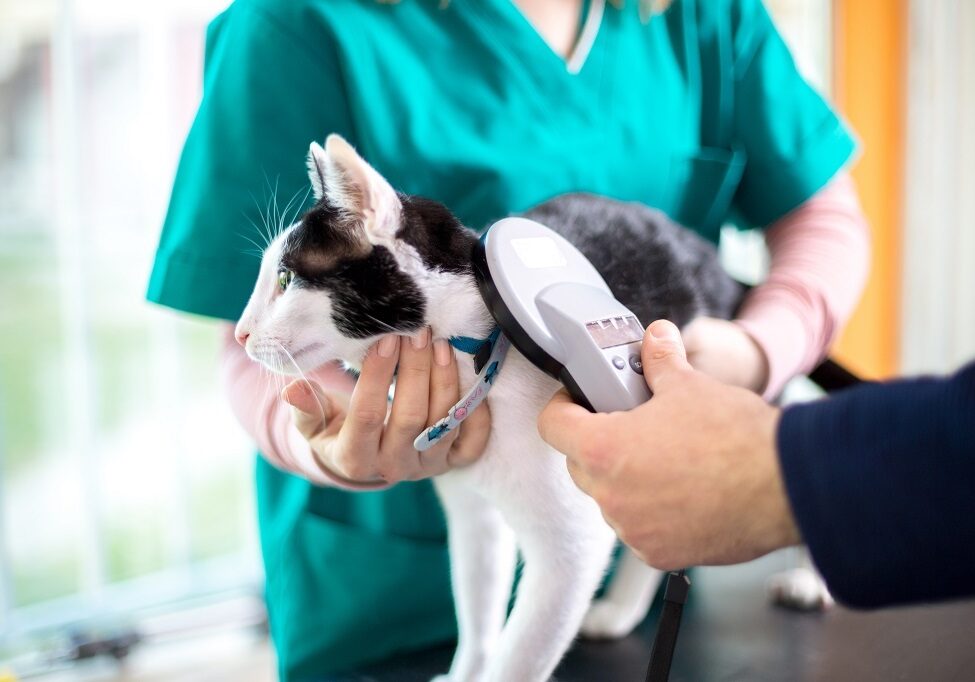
[281,201,426,339]
[524,194,744,328]
[282,199,363,263]
[396,194,477,273]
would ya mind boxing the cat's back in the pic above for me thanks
[522,193,743,328]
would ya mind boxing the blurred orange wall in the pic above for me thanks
[832,0,907,378]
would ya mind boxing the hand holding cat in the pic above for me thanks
[282,328,491,485]
[681,316,770,393]
[537,320,801,570]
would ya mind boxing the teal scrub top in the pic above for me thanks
[147,0,856,678]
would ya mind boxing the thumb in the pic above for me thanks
[282,379,332,437]
[642,320,692,394]
[538,389,596,458]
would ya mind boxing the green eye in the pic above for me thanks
[277,269,295,291]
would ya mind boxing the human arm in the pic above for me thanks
[220,324,490,488]
[682,0,870,396]
[683,173,870,396]
[778,361,975,608]
[538,319,975,608]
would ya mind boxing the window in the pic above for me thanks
[0,0,260,662]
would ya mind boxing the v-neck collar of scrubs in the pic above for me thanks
[476,0,607,77]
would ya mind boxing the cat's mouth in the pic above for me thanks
[249,341,328,375]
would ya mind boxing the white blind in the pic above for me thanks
[901,0,975,374]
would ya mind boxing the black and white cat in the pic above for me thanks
[236,135,743,681]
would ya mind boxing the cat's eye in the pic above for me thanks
[277,269,295,292]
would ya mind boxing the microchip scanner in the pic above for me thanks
[472,217,652,412]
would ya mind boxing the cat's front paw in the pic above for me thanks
[767,567,834,611]
[579,599,642,640]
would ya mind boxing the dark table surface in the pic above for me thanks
[325,549,975,682]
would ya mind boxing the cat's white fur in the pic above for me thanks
[236,135,663,681]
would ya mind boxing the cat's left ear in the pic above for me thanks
[307,136,401,244]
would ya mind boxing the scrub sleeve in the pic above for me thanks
[147,0,856,678]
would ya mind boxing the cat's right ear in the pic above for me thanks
[307,141,330,201]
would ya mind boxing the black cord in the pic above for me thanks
[645,569,690,682]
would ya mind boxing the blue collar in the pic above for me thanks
[449,335,488,355]
[415,326,509,452]
[449,326,503,373]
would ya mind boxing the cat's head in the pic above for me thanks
[234,134,482,375]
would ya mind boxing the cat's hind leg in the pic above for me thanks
[580,546,664,639]
[481,502,616,682]
[433,476,517,682]
[767,547,834,611]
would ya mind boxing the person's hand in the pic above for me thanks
[682,316,769,393]
[537,320,800,570]
[281,328,491,485]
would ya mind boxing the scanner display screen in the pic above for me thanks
[586,316,643,349]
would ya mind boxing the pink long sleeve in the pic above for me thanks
[734,173,871,399]
[219,326,386,489]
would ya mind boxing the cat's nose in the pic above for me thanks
[235,328,250,347]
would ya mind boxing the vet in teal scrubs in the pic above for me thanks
[147,0,855,678]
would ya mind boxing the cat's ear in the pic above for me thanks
[306,141,330,201]
[306,135,401,243]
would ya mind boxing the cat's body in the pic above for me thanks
[236,136,743,681]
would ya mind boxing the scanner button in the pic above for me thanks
[629,354,644,375]
[611,356,626,370]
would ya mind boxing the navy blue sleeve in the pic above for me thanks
[777,361,975,608]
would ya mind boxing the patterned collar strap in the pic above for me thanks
[415,327,510,452]
[448,335,486,355]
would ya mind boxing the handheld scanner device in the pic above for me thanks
[473,217,652,412]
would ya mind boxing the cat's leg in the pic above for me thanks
[580,546,664,639]
[482,506,616,682]
[766,547,834,611]
[433,476,517,682]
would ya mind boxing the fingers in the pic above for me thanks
[413,337,463,478]
[641,320,692,394]
[386,327,433,441]
[282,379,332,438]
[537,389,596,458]
[426,338,460,438]
[429,338,460,411]
[341,334,399,456]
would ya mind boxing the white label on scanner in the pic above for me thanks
[511,237,567,269]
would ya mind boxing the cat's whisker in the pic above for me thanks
[276,342,328,424]
[236,230,266,252]
[359,312,402,335]
[237,229,269,259]
[263,174,283,248]
[271,176,282,235]
[276,186,311,238]
[260,362,273,415]
[257,176,280,249]
[248,191,275,249]
[241,200,270,251]
[262,188,276,248]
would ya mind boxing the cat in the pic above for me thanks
[235,134,743,682]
